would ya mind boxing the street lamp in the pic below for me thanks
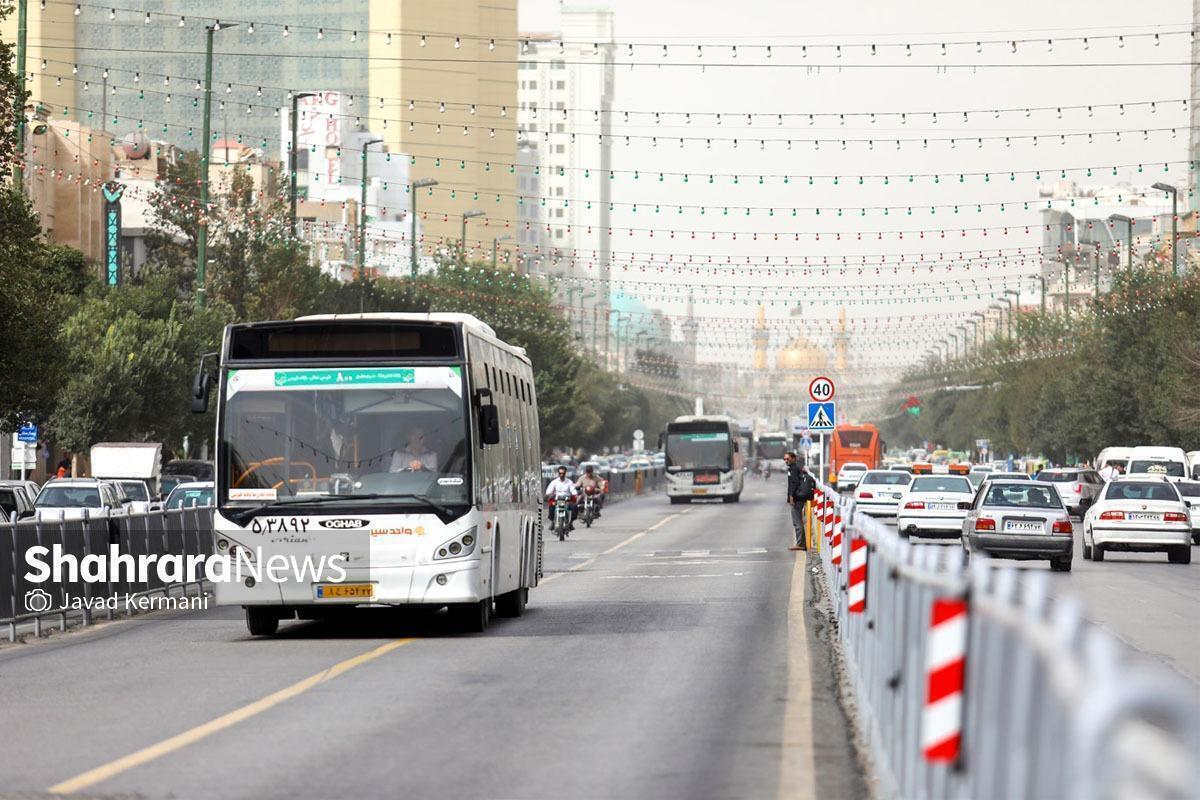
[971,312,987,351]
[492,234,513,269]
[357,138,384,276]
[1108,213,1134,276]
[410,178,438,277]
[289,91,319,238]
[1151,182,1179,277]
[197,20,239,308]
[999,289,1019,340]
[460,209,485,264]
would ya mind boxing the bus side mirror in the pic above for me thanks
[477,389,500,445]
[657,433,664,450]
[191,352,217,414]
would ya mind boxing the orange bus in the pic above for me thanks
[829,424,884,483]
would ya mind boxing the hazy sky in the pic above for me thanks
[520,0,1193,375]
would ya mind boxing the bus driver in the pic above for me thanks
[389,427,440,472]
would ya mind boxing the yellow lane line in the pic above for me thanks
[541,512,683,584]
[778,551,818,800]
[49,638,414,795]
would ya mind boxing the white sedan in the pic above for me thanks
[852,471,914,517]
[1082,478,1192,564]
[1177,481,1200,544]
[896,475,975,539]
[836,462,869,491]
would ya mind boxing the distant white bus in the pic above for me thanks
[664,415,745,503]
[194,313,542,635]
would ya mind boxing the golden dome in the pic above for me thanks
[776,337,830,372]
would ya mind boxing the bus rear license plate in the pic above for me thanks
[316,584,374,599]
[693,488,708,494]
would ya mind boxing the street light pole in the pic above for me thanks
[197,21,238,308]
[1038,275,1047,316]
[356,137,383,277]
[492,234,512,269]
[1108,214,1134,277]
[14,0,28,192]
[460,209,485,264]
[289,91,318,238]
[1152,183,1179,277]
[1093,242,1102,299]
[408,178,437,278]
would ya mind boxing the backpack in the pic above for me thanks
[795,471,816,501]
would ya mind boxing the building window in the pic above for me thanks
[555,229,563,239]
[555,145,565,154]
[529,81,537,90]
[555,187,564,196]
[555,81,565,90]
[552,60,565,70]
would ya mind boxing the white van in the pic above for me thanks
[1095,446,1134,473]
[1187,451,1200,481]
[1125,446,1189,481]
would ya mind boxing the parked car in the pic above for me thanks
[852,470,913,517]
[1082,478,1192,564]
[113,479,162,513]
[1034,467,1104,517]
[164,481,215,510]
[896,475,975,539]
[0,485,35,520]
[0,479,40,508]
[962,480,1074,571]
[159,473,197,499]
[163,459,215,482]
[33,478,127,520]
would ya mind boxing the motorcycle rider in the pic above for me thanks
[576,464,604,518]
[544,466,579,531]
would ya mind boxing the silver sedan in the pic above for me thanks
[962,480,1075,572]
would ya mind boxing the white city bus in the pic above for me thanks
[663,415,744,503]
[192,313,542,635]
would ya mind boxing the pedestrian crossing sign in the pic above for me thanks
[807,401,836,432]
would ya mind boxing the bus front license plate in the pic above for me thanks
[316,584,374,599]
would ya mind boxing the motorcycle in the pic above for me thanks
[549,490,574,541]
[581,488,599,527]
[761,461,772,480]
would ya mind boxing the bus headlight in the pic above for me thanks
[433,527,478,561]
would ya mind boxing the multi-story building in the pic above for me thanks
[518,6,615,356]
[24,119,114,266]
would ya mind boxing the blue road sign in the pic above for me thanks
[17,424,38,444]
[807,402,835,432]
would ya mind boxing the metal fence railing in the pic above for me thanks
[808,484,1200,800]
[1,505,214,641]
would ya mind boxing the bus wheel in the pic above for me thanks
[494,587,527,618]
[451,599,490,633]
[245,607,279,637]
[670,496,688,505]
[722,493,741,503]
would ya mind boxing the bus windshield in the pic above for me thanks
[220,366,470,506]
[667,430,732,471]
[758,438,787,460]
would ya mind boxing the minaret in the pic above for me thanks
[752,305,769,370]
[834,306,850,373]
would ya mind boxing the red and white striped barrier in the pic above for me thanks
[823,496,835,539]
[830,514,843,565]
[922,598,968,763]
[847,537,868,613]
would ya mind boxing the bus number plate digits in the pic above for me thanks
[316,584,374,599]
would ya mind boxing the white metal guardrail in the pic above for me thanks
[1,505,214,640]
[809,485,1200,800]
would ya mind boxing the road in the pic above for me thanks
[0,480,865,800]
[889,517,1200,683]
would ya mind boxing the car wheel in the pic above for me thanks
[1193,532,1199,545]
[1050,556,1072,572]
[1082,543,1093,560]
[1168,545,1192,565]
[1092,543,1105,562]
[245,607,279,637]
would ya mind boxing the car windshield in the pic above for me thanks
[841,463,867,473]
[1128,460,1185,477]
[221,366,470,506]
[991,473,1029,481]
[167,487,214,509]
[890,465,913,473]
[911,477,973,494]
[1104,482,1180,502]
[1175,483,1200,498]
[36,486,102,508]
[860,472,910,486]
[118,481,150,501]
[1036,472,1076,482]
[983,484,1062,509]
[967,473,985,488]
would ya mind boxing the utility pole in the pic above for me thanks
[410,178,438,277]
[1109,214,1134,277]
[198,21,239,308]
[14,0,27,192]
[1094,243,1102,299]
[491,234,512,269]
[1063,261,1071,326]
[1152,183,1179,277]
[460,209,485,264]
[289,92,318,238]
[357,137,383,276]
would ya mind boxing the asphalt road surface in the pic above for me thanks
[891,517,1200,683]
[0,480,864,800]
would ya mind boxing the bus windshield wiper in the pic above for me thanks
[225,493,452,525]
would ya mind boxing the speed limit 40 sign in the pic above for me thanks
[808,376,836,402]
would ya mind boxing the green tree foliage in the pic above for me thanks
[877,272,1200,462]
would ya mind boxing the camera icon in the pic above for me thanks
[24,588,53,613]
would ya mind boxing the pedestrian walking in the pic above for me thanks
[785,452,816,551]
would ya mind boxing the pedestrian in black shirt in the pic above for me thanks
[785,452,816,551]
